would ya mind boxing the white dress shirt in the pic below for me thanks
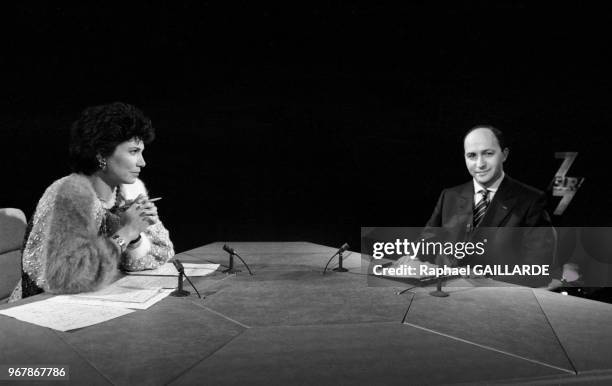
[473,172,505,206]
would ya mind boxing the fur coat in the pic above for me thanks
[10,173,174,301]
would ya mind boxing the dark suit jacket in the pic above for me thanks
[422,176,555,286]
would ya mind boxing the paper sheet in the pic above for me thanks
[49,289,174,310]
[113,274,180,289]
[0,271,182,331]
[125,262,220,277]
[0,300,134,332]
[45,275,173,307]
[0,265,210,331]
[70,279,163,303]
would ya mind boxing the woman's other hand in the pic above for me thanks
[137,198,159,225]
[119,194,151,240]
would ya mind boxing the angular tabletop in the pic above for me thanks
[2,242,612,385]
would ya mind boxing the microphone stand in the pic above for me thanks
[323,243,350,274]
[429,221,475,297]
[429,255,450,298]
[333,249,348,272]
[222,249,240,274]
[429,276,449,297]
[171,270,190,297]
[170,259,202,298]
[222,245,254,275]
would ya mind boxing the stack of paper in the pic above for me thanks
[125,262,220,276]
[0,275,173,331]
[0,263,220,331]
[48,275,175,310]
[0,301,134,332]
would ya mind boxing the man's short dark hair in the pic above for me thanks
[463,125,508,150]
[69,102,155,175]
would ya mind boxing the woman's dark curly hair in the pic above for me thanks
[69,102,155,175]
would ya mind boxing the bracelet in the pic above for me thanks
[129,235,142,245]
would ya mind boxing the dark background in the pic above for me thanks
[2,2,611,254]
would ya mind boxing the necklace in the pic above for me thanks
[99,187,122,236]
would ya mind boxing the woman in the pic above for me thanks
[9,102,174,301]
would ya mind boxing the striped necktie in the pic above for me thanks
[473,189,489,227]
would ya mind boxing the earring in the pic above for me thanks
[98,159,107,171]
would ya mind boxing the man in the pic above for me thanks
[428,125,551,231]
[400,125,555,286]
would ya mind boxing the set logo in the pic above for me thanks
[551,152,584,215]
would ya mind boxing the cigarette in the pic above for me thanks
[118,197,162,210]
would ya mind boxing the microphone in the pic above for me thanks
[429,253,452,298]
[172,259,184,273]
[170,258,202,298]
[221,244,254,275]
[223,244,236,255]
[323,242,350,274]
[337,243,349,254]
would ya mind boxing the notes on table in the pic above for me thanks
[114,274,180,289]
[125,262,220,277]
[48,275,173,309]
[0,274,178,331]
[0,263,220,331]
[49,289,173,310]
[0,300,134,332]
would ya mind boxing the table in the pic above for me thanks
[2,242,612,385]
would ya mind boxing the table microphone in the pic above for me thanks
[337,243,349,254]
[323,243,350,274]
[170,258,202,298]
[172,259,183,272]
[223,244,236,255]
[222,244,254,275]
[429,255,452,298]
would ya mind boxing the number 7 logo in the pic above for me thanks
[551,152,585,215]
